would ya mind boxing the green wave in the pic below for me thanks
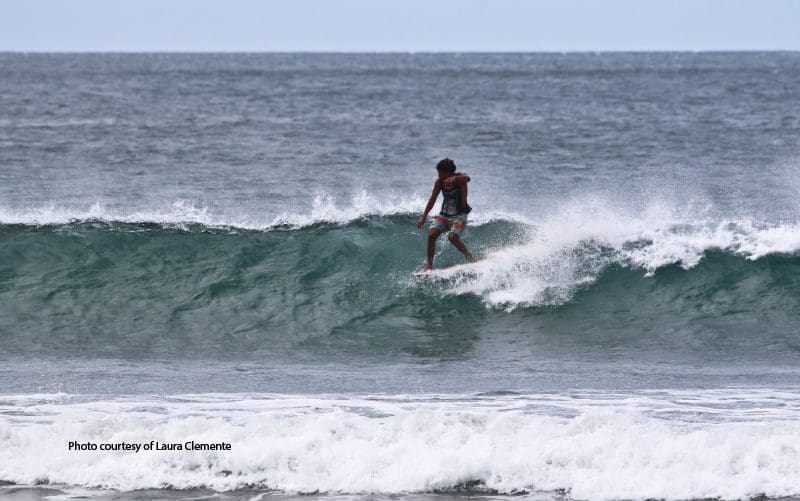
[1,218,799,361]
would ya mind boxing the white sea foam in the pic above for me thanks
[0,192,524,229]
[1,391,799,499]
[0,193,423,230]
[430,200,800,309]
[0,201,240,228]
[268,190,427,227]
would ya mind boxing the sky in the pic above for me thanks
[2,0,799,52]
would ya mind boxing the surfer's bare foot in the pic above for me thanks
[467,254,478,263]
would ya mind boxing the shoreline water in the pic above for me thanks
[2,390,800,499]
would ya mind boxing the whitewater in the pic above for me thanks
[2,391,800,499]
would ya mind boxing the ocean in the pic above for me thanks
[1,52,799,500]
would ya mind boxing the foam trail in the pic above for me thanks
[433,202,800,309]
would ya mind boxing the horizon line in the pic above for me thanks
[2,49,800,55]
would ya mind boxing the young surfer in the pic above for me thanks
[416,158,478,271]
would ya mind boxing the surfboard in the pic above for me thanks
[413,260,480,277]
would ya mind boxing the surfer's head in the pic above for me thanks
[436,158,457,174]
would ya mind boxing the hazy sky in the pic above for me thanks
[2,0,799,52]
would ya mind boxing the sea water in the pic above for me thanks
[1,52,800,500]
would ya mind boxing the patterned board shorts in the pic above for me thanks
[430,213,468,236]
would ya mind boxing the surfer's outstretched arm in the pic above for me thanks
[416,179,441,228]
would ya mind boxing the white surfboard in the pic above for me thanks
[413,260,480,278]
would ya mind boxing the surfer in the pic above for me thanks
[416,158,478,271]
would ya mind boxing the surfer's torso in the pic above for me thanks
[439,181,472,216]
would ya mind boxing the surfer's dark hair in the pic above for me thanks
[436,158,457,173]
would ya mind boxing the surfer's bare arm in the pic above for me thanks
[443,173,470,190]
[417,180,441,228]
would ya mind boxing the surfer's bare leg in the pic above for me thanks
[448,233,477,263]
[426,228,442,270]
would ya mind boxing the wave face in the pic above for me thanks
[2,211,800,361]
[1,392,800,499]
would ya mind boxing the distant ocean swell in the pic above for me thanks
[1,205,800,358]
[1,392,799,499]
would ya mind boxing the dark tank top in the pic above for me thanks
[439,184,472,216]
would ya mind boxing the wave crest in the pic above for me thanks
[435,204,800,310]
